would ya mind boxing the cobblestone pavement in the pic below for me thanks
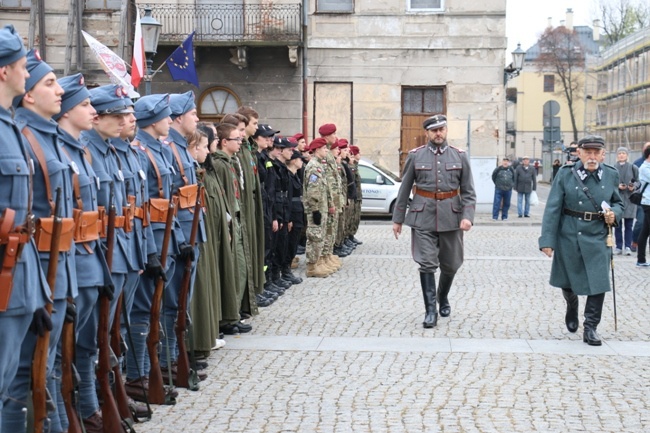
[135,185,650,433]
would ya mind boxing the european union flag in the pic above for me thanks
[166,32,199,87]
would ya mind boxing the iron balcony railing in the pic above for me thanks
[141,4,302,45]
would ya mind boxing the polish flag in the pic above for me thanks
[131,9,145,89]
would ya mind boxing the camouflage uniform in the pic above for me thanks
[335,159,348,247]
[349,160,363,237]
[304,158,328,266]
[322,151,342,257]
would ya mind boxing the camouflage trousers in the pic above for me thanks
[348,200,361,236]
[322,211,339,255]
[336,205,348,246]
[306,217,325,264]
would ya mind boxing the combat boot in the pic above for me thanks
[437,272,455,317]
[317,257,335,274]
[583,293,605,346]
[272,270,292,289]
[562,288,579,333]
[420,272,437,328]
[325,254,340,271]
[329,254,342,268]
[281,266,303,284]
[306,262,329,278]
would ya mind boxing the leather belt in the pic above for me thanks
[414,187,459,200]
[563,208,604,221]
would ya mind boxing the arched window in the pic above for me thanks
[197,87,241,122]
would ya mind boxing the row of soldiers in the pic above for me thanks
[0,24,363,433]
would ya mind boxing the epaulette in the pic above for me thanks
[409,145,426,153]
[449,145,466,153]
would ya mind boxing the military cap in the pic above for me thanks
[169,91,196,119]
[53,73,91,121]
[134,94,172,128]
[255,124,280,138]
[0,25,26,67]
[318,123,336,136]
[307,137,327,151]
[349,145,360,156]
[289,150,302,161]
[273,136,295,149]
[90,85,133,115]
[423,114,447,130]
[291,132,304,142]
[337,138,349,149]
[13,49,54,107]
[578,135,605,149]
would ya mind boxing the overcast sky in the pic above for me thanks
[506,0,597,60]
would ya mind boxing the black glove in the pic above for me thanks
[312,210,322,226]
[145,253,167,281]
[178,242,195,262]
[98,283,115,301]
[64,301,77,324]
[30,307,53,337]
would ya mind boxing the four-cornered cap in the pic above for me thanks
[53,73,91,121]
[90,85,133,115]
[169,91,196,119]
[307,137,327,151]
[578,135,605,149]
[0,25,26,67]
[255,124,280,138]
[273,136,295,149]
[318,123,336,136]
[134,93,172,128]
[423,114,447,130]
[13,49,53,107]
[349,145,359,156]
[337,138,349,149]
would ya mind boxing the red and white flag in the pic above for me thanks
[131,8,145,89]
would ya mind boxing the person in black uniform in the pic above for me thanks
[286,149,305,273]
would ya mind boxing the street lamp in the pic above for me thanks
[503,43,526,84]
[140,8,162,95]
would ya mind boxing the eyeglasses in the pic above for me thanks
[225,138,242,142]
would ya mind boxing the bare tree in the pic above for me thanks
[536,26,585,142]
[598,0,650,46]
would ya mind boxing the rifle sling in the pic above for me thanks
[168,141,189,186]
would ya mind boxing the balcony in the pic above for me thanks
[141,3,302,46]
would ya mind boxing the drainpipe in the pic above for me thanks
[302,0,308,139]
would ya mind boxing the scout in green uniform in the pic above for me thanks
[539,135,622,346]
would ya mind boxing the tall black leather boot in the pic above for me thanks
[583,293,605,346]
[562,288,579,333]
[420,272,437,328]
[437,273,455,317]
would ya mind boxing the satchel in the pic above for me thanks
[630,182,648,205]
[34,217,76,252]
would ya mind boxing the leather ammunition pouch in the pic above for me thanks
[73,209,101,243]
[176,184,199,210]
[97,206,129,238]
[0,209,32,311]
[149,198,172,223]
[34,217,76,253]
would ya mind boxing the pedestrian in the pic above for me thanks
[392,114,476,328]
[491,157,514,220]
[631,142,650,252]
[613,147,638,255]
[514,156,537,217]
[539,135,623,346]
[635,145,650,267]
[552,159,561,180]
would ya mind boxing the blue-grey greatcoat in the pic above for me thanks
[539,162,623,295]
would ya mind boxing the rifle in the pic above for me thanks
[174,185,203,390]
[97,183,125,432]
[111,292,138,423]
[61,298,82,433]
[32,187,62,433]
[147,191,176,405]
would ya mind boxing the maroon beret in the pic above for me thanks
[349,145,359,155]
[337,138,349,149]
[307,137,328,151]
[318,123,337,136]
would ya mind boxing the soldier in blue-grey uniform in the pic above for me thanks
[392,114,476,329]
[161,91,206,379]
[0,26,52,430]
[5,49,77,433]
[539,135,622,346]
[125,94,181,402]
[55,74,115,432]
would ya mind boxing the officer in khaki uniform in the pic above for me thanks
[392,114,476,328]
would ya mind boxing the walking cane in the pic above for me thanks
[601,202,618,331]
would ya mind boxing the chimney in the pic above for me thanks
[566,8,574,31]
[593,19,601,41]
[547,17,552,28]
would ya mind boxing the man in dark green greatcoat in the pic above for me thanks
[539,135,623,346]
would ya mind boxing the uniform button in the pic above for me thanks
[437,161,441,164]
[438,179,441,182]
[579,201,582,205]
[578,232,582,235]
[16,165,21,172]
[438,170,441,173]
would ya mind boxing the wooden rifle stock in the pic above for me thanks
[61,297,82,433]
[97,184,125,433]
[175,186,203,390]
[110,292,135,422]
[147,196,176,404]
[32,187,62,433]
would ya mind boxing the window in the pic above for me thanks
[0,0,31,6]
[407,0,443,12]
[85,0,120,9]
[317,0,353,13]
[543,75,555,92]
[403,87,445,114]
[198,87,241,122]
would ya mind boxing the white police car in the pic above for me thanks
[358,158,407,215]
